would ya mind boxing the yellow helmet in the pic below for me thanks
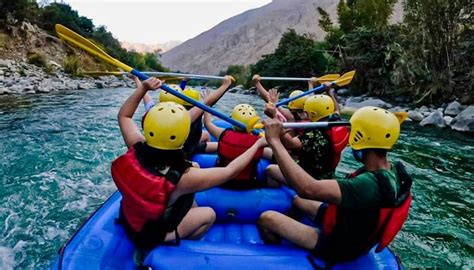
[159,85,184,104]
[304,95,335,122]
[349,106,402,150]
[230,104,259,131]
[288,90,308,110]
[182,88,200,106]
[143,102,191,150]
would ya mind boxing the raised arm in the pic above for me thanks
[188,76,233,122]
[326,85,340,114]
[118,78,162,148]
[263,119,341,204]
[203,112,225,139]
[176,138,267,194]
[253,74,271,103]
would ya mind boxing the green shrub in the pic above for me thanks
[27,51,47,67]
[63,55,80,76]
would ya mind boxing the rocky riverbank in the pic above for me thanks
[0,59,133,95]
[338,94,473,133]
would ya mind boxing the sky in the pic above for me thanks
[63,0,272,44]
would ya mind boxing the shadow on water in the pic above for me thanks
[0,88,473,269]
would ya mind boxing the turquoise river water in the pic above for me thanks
[0,88,473,269]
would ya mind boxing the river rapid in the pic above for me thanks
[0,88,472,269]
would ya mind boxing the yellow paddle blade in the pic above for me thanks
[394,112,409,124]
[335,70,356,87]
[55,24,133,72]
[317,74,340,83]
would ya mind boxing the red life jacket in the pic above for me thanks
[323,162,412,253]
[217,129,264,181]
[324,126,350,170]
[111,145,182,232]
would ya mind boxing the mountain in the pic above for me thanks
[162,0,402,74]
[121,40,182,54]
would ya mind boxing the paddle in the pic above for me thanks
[260,74,340,82]
[55,24,258,135]
[82,71,232,81]
[276,70,356,107]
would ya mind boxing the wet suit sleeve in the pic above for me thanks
[336,173,381,210]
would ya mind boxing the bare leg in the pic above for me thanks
[200,131,210,143]
[293,196,322,220]
[164,207,216,242]
[258,210,318,250]
[266,164,287,187]
[204,142,218,153]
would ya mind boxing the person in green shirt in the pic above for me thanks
[258,106,412,262]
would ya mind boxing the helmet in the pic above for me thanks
[304,94,335,122]
[182,88,200,106]
[159,85,184,104]
[288,90,308,110]
[349,106,401,150]
[143,102,191,150]
[231,104,259,130]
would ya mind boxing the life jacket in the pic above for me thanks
[111,144,191,235]
[321,162,412,261]
[217,129,263,181]
[324,126,349,170]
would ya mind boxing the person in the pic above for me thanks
[258,106,412,263]
[112,77,267,251]
[133,74,234,157]
[203,104,273,189]
[252,74,309,124]
[264,84,349,186]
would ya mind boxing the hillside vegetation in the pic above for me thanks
[225,0,472,105]
[0,0,167,73]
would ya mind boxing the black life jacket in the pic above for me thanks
[183,115,203,157]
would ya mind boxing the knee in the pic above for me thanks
[202,207,216,225]
[192,162,201,168]
[266,165,276,176]
[258,210,279,228]
[201,131,210,142]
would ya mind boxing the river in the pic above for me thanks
[0,88,472,269]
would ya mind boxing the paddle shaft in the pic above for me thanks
[276,82,334,107]
[130,70,260,136]
[260,77,311,81]
[282,121,350,129]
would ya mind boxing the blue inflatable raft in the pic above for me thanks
[51,121,403,269]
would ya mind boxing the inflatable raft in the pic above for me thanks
[51,121,403,269]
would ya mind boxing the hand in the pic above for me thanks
[128,74,137,80]
[323,82,332,94]
[252,74,261,84]
[222,75,233,86]
[310,77,319,83]
[264,102,277,119]
[268,88,279,103]
[142,77,162,91]
[200,89,211,101]
[263,118,284,144]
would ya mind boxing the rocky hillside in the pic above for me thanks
[121,41,182,54]
[162,0,402,74]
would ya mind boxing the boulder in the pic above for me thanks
[408,110,424,122]
[450,106,474,133]
[337,88,349,96]
[420,111,445,128]
[443,116,454,126]
[344,98,388,110]
[0,59,12,68]
[422,111,431,117]
[95,81,104,89]
[444,101,463,116]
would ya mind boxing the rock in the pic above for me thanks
[450,106,474,133]
[420,111,445,128]
[0,59,12,68]
[444,101,463,116]
[345,98,388,109]
[422,111,431,117]
[36,86,52,93]
[95,81,104,89]
[346,96,363,103]
[408,110,424,122]
[337,88,349,96]
[419,105,429,113]
[443,116,454,126]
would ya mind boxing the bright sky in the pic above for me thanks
[63,0,272,44]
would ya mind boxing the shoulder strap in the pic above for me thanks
[346,166,366,179]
